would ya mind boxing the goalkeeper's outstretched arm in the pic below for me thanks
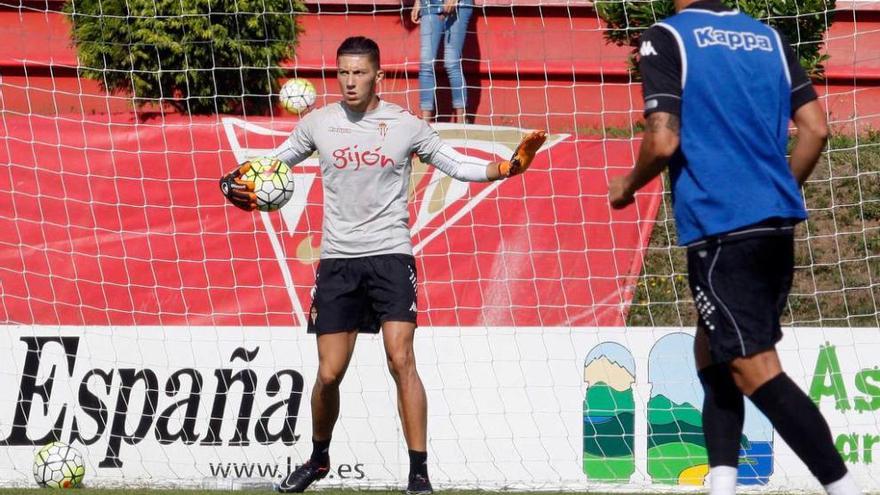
[421,130,547,182]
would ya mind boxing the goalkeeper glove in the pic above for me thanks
[499,130,547,178]
[219,162,257,211]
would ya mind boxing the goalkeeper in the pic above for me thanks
[222,36,545,494]
[609,1,859,495]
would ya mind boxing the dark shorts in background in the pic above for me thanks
[307,254,418,335]
[687,233,795,363]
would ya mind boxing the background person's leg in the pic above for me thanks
[443,5,473,122]
[419,12,444,119]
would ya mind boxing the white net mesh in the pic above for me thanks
[0,0,878,490]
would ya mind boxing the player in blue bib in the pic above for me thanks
[609,1,860,494]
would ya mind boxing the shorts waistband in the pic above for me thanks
[687,223,796,249]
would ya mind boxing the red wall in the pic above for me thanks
[2,1,880,132]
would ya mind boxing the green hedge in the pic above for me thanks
[66,0,305,114]
[595,0,834,77]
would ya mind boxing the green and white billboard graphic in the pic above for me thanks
[584,333,774,485]
[582,342,636,480]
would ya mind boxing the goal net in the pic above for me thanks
[0,0,878,490]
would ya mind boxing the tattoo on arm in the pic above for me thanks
[665,114,680,134]
[645,113,681,135]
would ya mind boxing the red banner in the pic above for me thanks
[0,114,660,327]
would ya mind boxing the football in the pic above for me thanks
[279,78,317,114]
[33,442,85,489]
[241,157,295,212]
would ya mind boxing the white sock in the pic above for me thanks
[825,471,861,495]
[708,466,738,495]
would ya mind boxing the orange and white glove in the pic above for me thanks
[219,162,257,211]
[499,130,547,178]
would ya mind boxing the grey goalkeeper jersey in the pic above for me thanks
[272,100,491,258]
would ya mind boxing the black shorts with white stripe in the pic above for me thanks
[686,225,795,363]
[307,254,418,335]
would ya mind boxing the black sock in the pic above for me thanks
[310,438,331,467]
[749,373,847,484]
[698,364,744,468]
[408,450,428,478]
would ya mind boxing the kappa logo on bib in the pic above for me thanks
[693,26,772,52]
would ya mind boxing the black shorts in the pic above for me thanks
[307,254,418,335]
[687,233,794,363]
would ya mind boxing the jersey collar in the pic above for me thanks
[685,0,735,13]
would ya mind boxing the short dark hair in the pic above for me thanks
[336,36,381,68]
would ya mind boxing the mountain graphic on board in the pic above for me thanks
[583,336,774,485]
[583,345,636,481]
[647,333,774,486]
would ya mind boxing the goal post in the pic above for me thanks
[0,0,878,490]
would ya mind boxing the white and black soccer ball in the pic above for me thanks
[279,78,317,114]
[242,157,295,212]
[33,441,85,489]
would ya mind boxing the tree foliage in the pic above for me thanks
[65,0,305,114]
[595,0,835,77]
